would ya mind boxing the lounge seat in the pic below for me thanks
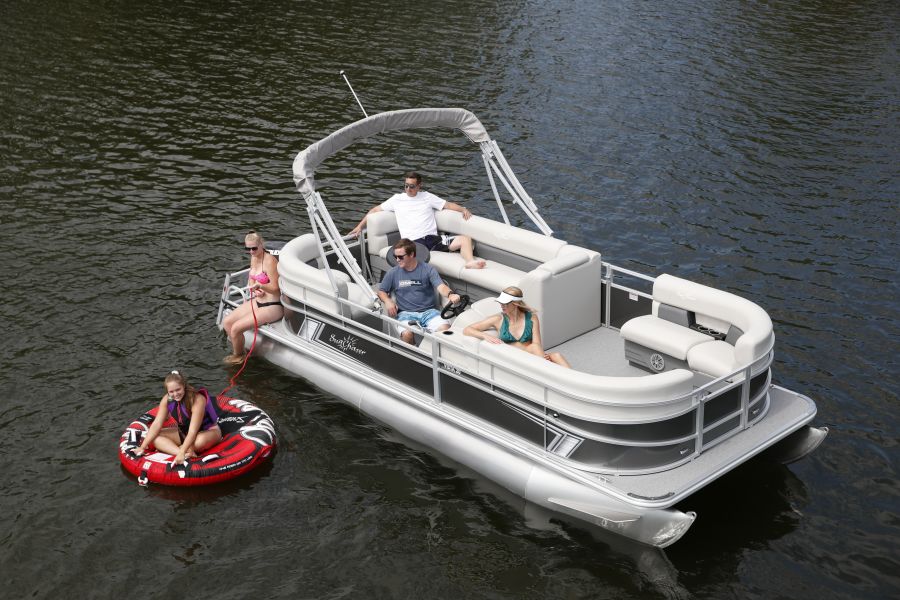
[620,274,774,378]
[619,316,712,363]
[365,210,603,348]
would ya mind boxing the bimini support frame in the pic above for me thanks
[292,108,553,299]
[479,139,552,235]
[305,189,378,305]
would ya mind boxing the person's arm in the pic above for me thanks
[436,282,460,304]
[377,289,398,317]
[250,254,280,296]
[463,315,503,344]
[349,205,384,237]
[133,396,170,455]
[443,202,473,220]
[377,270,399,317]
[175,392,207,463]
[427,265,459,304]
[529,313,545,353]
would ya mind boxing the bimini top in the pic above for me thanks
[292,108,491,199]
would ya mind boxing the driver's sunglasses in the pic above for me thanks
[394,253,408,260]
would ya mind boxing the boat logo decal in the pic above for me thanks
[328,333,367,357]
[443,364,462,376]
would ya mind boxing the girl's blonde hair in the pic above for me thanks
[245,230,264,247]
[502,286,536,314]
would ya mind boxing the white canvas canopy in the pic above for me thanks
[292,108,490,198]
[292,106,552,305]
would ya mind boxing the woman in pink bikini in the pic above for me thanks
[222,230,284,364]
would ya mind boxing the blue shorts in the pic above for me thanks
[396,308,449,334]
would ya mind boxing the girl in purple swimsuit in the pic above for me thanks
[132,370,222,464]
[222,230,285,364]
[463,286,571,368]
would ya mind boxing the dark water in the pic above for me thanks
[1,0,897,598]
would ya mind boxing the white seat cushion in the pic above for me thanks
[449,297,501,332]
[450,261,525,292]
[686,340,737,377]
[620,315,712,360]
[653,274,774,366]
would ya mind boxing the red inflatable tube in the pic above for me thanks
[119,396,276,486]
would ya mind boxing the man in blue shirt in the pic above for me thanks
[378,238,461,344]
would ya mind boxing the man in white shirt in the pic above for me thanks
[349,171,486,269]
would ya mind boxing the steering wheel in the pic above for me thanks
[440,294,470,320]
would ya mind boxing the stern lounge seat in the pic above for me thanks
[434,297,696,422]
[620,274,774,378]
[460,330,696,422]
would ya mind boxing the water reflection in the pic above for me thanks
[119,458,276,505]
[668,460,808,568]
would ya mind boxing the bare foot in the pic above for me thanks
[465,259,486,269]
[223,353,244,365]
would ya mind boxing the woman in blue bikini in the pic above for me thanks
[463,286,571,368]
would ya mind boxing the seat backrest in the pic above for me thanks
[434,211,566,263]
[278,234,349,313]
[366,211,400,256]
[279,233,321,265]
[652,274,774,365]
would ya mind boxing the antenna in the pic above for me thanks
[339,70,368,118]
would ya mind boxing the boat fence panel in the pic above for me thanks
[263,270,781,475]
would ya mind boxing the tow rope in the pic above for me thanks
[218,289,260,401]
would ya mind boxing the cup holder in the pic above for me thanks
[441,330,454,336]
[690,323,726,340]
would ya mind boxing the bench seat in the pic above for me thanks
[279,234,377,320]
[620,315,713,360]
[433,319,697,423]
[366,210,603,348]
[620,274,774,378]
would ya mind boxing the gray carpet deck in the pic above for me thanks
[604,387,815,501]
[549,326,647,377]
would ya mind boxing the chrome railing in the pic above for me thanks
[219,263,774,474]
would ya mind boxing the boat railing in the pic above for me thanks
[224,268,775,474]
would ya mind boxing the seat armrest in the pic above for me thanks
[518,249,602,348]
[535,251,589,274]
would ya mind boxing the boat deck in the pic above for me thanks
[251,313,816,510]
[550,325,647,377]
[601,386,816,506]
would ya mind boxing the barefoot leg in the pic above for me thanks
[450,235,485,269]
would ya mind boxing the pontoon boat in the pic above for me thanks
[216,108,826,547]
